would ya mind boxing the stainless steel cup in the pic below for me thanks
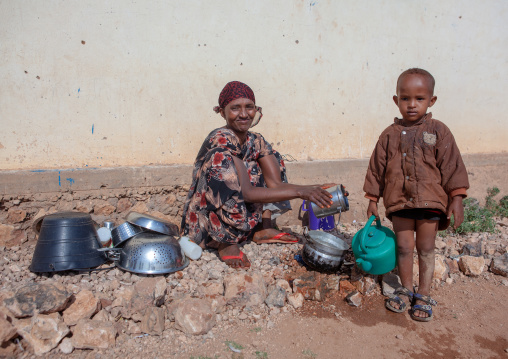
[310,184,349,218]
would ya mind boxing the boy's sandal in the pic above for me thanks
[385,287,414,313]
[410,292,437,322]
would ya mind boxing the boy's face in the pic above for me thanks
[393,74,437,122]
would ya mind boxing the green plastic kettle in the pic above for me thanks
[352,215,397,275]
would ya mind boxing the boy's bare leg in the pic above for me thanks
[392,216,417,310]
[414,219,438,318]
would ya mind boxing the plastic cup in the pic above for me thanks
[97,227,113,248]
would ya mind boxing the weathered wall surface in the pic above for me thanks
[1,1,507,171]
[1,154,507,247]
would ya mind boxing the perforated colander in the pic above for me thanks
[114,232,189,274]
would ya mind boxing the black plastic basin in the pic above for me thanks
[29,212,107,272]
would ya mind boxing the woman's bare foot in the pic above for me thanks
[253,228,299,244]
[217,242,251,269]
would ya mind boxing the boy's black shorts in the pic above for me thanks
[391,208,444,221]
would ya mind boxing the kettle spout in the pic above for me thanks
[356,258,372,273]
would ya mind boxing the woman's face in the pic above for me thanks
[220,98,257,136]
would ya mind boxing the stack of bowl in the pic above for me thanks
[106,211,188,274]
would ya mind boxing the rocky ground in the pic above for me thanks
[1,217,508,358]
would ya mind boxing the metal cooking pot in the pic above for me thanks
[108,232,189,274]
[302,230,349,272]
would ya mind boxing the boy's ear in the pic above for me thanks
[429,96,437,107]
[392,95,398,105]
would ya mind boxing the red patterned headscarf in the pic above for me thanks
[213,81,262,126]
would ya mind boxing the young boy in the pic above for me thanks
[363,68,469,321]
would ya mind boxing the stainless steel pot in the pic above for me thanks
[302,230,349,272]
[302,244,345,272]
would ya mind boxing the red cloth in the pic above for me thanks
[213,81,255,112]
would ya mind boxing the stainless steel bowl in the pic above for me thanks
[114,232,189,274]
[126,212,179,236]
[111,222,145,247]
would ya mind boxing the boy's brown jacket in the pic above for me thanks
[363,113,469,227]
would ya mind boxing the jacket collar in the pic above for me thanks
[394,112,432,127]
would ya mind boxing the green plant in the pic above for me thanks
[225,340,244,351]
[255,351,268,358]
[453,197,496,234]
[498,195,508,217]
[250,327,262,333]
[302,349,317,358]
[485,187,501,215]
[484,186,508,218]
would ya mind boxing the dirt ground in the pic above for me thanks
[178,274,508,359]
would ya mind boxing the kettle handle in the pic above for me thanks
[359,215,382,253]
[301,200,309,212]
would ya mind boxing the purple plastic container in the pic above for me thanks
[302,200,335,231]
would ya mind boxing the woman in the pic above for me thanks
[181,81,333,268]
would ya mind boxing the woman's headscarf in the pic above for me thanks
[213,81,262,127]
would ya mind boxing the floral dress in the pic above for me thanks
[181,128,290,246]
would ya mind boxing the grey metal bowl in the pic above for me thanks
[114,232,189,274]
[111,222,145,247]
[126,212,179,236]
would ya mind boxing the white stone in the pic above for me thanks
[59,338,74,354]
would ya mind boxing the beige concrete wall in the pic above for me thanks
[1,0,507,171]
[2,154,507,226]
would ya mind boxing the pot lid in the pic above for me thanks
[364,228,386,248]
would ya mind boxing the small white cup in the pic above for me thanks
[178,236,202,260]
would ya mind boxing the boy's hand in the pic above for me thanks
[447,196,464,229]
[367,200,379,219]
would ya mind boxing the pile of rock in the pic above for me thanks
[0,217,507,357]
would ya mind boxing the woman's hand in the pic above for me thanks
[367,200,379,219]
[447,196,465,229]
[233,156,334,205]
[297,186,334,208]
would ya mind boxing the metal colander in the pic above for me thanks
[114,232,189,274]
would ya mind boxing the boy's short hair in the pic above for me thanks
[396,68,435,95]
